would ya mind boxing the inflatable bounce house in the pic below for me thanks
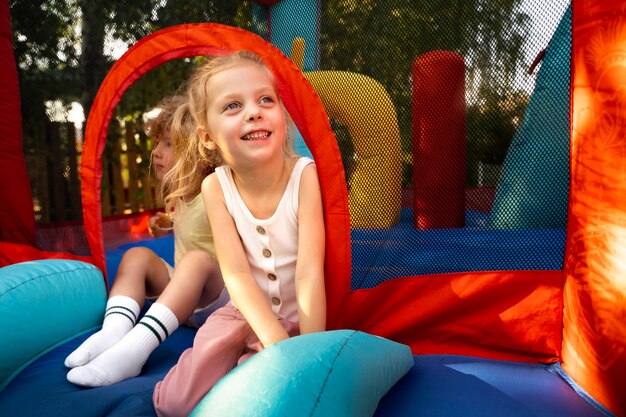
[0,0,624,416]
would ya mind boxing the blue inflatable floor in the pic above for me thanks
[0,327,195,417]
[374,355,611,417]
[0,327,609,417]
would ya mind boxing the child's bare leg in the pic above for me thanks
[160,250,224,322]
[67,250,223,387]
[64,247,170,368]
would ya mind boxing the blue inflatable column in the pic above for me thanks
[267,0,320,72]
[251,0,320,159]
[488,6,571,229]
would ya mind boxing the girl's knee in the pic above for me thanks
[120,246,159,265]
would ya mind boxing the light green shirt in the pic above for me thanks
[173,193,216,265]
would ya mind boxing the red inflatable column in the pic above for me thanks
[412,51,466,229]
[562,1,626,416]
[0,0,35,246]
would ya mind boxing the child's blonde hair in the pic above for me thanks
[186,50,296,166]
[160,99,216,216]
[146,95,186,147]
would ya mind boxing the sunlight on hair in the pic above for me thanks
[145,107,162,121]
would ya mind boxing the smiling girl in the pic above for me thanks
[153,51,326,417]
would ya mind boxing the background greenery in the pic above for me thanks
[9,0,543,221]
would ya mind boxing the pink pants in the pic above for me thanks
[153,303,299,417]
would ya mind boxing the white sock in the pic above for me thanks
[66,302,179,387]
[65,295,140,368]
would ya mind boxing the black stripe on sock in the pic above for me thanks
[106,305,137,322]
[139,321,163,344]
[143,315,170,338]
[104,310,135,325]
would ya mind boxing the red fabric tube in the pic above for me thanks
[412,51,466,229]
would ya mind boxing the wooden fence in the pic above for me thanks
[26,120,163,225]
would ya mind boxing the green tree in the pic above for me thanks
[466,90,530,185]
[80,0,251,119]
[10,0,254,220]
[10,0,81,150]
[11,0,254,135]
[11,0,540,215]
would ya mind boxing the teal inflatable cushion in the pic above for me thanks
[0,260,106,391]
[191,330,414,417]
[488,5,571,229]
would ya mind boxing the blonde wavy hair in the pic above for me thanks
[159,98,216,217]
[146,95,186,147]
[186,50,296,167]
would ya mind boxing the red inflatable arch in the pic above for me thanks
[79,23,351,319]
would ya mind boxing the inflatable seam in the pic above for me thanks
[0,263,97,297]
[309,330,356,417]
[548,363,617,417]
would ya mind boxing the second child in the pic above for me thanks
[66,96,228,387]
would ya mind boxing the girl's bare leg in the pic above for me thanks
[158,250,224,323]
[109,246,173,302]
[67,250,224,387]
[64,247,170,368]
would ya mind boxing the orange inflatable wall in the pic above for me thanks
[562,1,626,415]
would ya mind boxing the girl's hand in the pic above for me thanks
[149,212,173,237]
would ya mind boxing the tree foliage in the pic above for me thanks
[80,0,252,119]
[10,0,255,220]
[11,0,534,191]
[10,0,80,149]
[10,1,253,137]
